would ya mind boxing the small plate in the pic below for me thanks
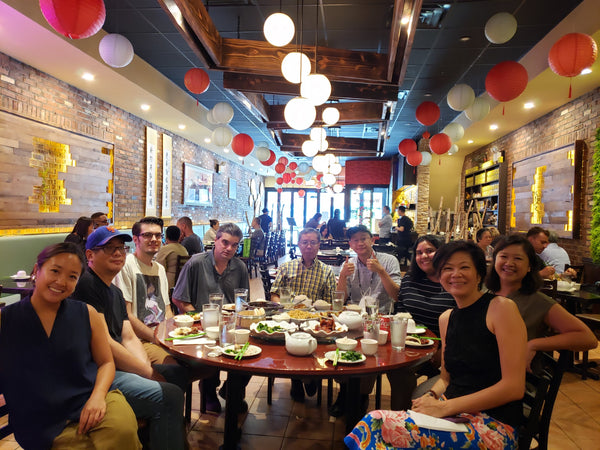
[10,275,30,281]
[407,327,426,334]
[222,303,236,312]
[185,312,202,322]
[324,350,366,364]
[222,344,262,358]
[405,337,435,347]
[302,320,348,338]
[168,328,204,339]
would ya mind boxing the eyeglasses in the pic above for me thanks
[95,246,129,255]
[299,240,319,247]
[138,232,163,240]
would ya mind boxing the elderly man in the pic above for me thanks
[540,230,577,277]
[527,226,556,279]
[271,228,337,401]
[177,216,203,255]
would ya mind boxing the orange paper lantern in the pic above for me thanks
[549,33,598,78]
[184,68,210,95]
[415,101,440,126]
[429,133,452,155]
[398,139,417,157]
[406,151,423,166]
[485,61,528,102]
[40,0,105,39]
[231,133,254,157]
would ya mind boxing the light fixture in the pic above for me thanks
[332,184,343,193]
[524,102,535,109]
[263,12,295,47]
[459,36,471,42]
[322,173,336,186]
[99,33,134,68]
[317,139,329,152]
[178,124,186,130]
[330,163,342,175]
[310,127,327,142]
[204,137,211,143]
[401,16,410,25]
[581,68,592,75]
[489,124,498,130]
[281,52,311,84]
[312,154,328,172]
[468,140,474,144]
[302,140,319,157]
[284,97,316,130]
[223,148,230,153]
[301,73,331,105]
[322,107,340,125]
[81,72,94,81]
[140,104,150,111]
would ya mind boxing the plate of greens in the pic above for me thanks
[325,350,366,364]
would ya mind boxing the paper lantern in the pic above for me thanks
[260,150,276,166]
[448,144,459,156]
[301,74,331,106]
[312,155,328,173]
[422,131,431,139]
[429,133,452,155]
[322,107,340,125]
[281,52,311,84]
[465,97,491,122]
[298,189,306,197]
[296,177,304,185]
[276,177,284,185]
[406,151,423,166]
[99,34,134,68]
[277,188,283,193]
[290,172,297,179]
[263,12,295,47]
[447,84,475,111]
[316,173,323,181]
[255,146,271,162]
[283,173,292,184]
[442,123,465,142]
[420,152,432,166]
[485,12,517,45]
[485,61,528,102]
[212,102,234,124]
[549,33,598,78]
[231,133,253,157]
[302,140,319,157]
[298,162,310,173]
[415,101,440,126]
[256,141,270,149]
[322,173,336,186]
[330,163,342,175]
[211,127,232,147]
[284,97,316,130]
[184,68,210,95]
[278,156,289,166]
[310,127,327,142]
[398,139,417,156]
[275,163,286,174]
[206,109,218,125]
[289,162,298,170]
[332,184,343,193]
[40,0,105,39]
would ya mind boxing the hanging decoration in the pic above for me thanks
[406,151,423,166]
[99,34,134,68]
[281,52,311,84]
[276,177,284,185]
[415,101,440,126]
[301,74,332,106]
[275,163,286,174]
[231,133,254,157]
[322,107,340,125]
[211,127,233,147]
[298,189,306,197]
[40,0,105,39]
[398,139,417,156]
[465,97,491,122]
[283,173,292,183]
[302,140,319,157]
[277,188,283,193]
[485,61,528,103]
[429,133,452,155]
[284,97,316,130]
[260,150,276,166]
[254,146,271,162]
[298,162,310,173]
[184,68,210,95]
[332,184,344,193]
[211,102,234,124]
[447,144,459,155]
[442,123,465,142]
[289,162,298,170]
[206,109,218,125]
[296,177,304,185]
[420,152,432,166]
[263,12,295,47]
[485,12,518,44]
[548,33,598,98]
[422,131,431,139]
[446,84,475,111]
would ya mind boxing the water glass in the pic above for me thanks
[332,291,345,312]
[364,296,379,317]
[234,288,248,313]
[220,314,236,346]
[390,317,408,351]
[279,287,292,309]
[363,317,380,341]
[202,304,220,330]
[208,292,224,310]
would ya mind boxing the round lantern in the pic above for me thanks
[422,131,431,139]
[310,127,327,143]
[485,61,528,102]
[275,163,286,174]
[212,102,234,124]
[298,162,310,173]
[548,33,598,77]
[184,68,210,95]
[289,162,298,170]
[284,97,316,130]
[281,52,311,84]
[322,107,340,125]
[415,101,440,126]
[448,144,459,156]
[316,139,329,152]
[420,151,432,166]
[302,140,319,157]
[446,84,475,111]
[301,74,332,106]
[277,188,283,193]
[442,123,465,142]
[40,0,105,39]
[332,184,343,193]
[206,109,218,125]
[406,151,423,166]
[298,189,306,197]
[99,34,134,68]
[429,133,452,155]
[330,163,342,175]
[282,173,292,184]
[276,177,284,185]
[398,139,417,156]
[312,155,328,173]
[231,133,254,157]
[316,173,323,181]
[278,156,289,166]
[296,177,304,185]
[290,172,297,179]
[256,141,270,149]
[465,97,491,122]
[485,12,517,45]
[211,127,233,147]
[254,146,271,162]
[322,173,336,186]
[260,150,276,166]
[263,12,295,47]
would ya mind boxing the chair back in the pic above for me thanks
[175,255,191,286]
[519,350,569,450]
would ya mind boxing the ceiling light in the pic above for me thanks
[489,124,498,130]
[322,173,336,186]
[581,68,592,75]
[322,107,340,126]
[223,148,230,153]
[238,156,243,161]
[400,17,410,25]
[281,52,311,84]
[302,140,319,157]
[332,184,343,193]
[468,140,473,144]
[242,99,252,110]
[310,127,327,142]
[178,124,186,130]
[459,36,471,42]
[140,104,150,111]
[300,74,331,106]
[250,163,254,167]
[424,93,432,97]
[204,137,211,143]
[263,12,295,47]
[284,97,316,130]
[524,102,535,110]
[81,72,94,81]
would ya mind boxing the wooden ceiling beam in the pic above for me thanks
[387,0,423,84]
[266,102,384,130]
[281,134,378,152]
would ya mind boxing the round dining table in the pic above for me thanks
[156,319,437,450]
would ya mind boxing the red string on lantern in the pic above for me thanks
[415,101,440,126]
[298,189,306,197]
[398,139,417,156]
[485,61,528,113]
[422,131,431,139]
[260,150,276,166]
[406,151,423,166]
[231,133,254,157]
[429,133,452,155]
[274,163,286,174]
[40,0,105,39]
[184,68,210,95]
[549,33,598,98]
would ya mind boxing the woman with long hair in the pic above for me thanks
[0,243,140,449]
[64,216,94,254]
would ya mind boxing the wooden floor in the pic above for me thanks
[1,274,599,449]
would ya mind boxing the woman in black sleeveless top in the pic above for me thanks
[345,241,527,449]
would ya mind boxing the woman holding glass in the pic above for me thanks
[346,241,527,449]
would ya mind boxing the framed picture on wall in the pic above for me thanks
[183,163,213,207]
[229,178,237,199]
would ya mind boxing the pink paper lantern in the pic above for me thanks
[40,0,105,39]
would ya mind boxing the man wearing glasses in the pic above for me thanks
[91,211,109,229]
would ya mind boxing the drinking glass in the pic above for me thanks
[208,292,224,310]
[234,288,248,313]
[332,291,345,312]
[220,314,236,346]
[363,317,380,341]
[364,296,379,317]
[202,304,220,330]
[279,287,292,309]
[390,317,408,351]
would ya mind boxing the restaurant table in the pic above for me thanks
[157,319,437,450]
[0,278,34,299]
[554,285,600,314]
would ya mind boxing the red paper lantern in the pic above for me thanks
[415,101,440,126]
[231,133,254,157]
[260,150,276,166]
[429,133,452,155]
[277,188,283,193]
[274,163,285,174]
[184,68,210,95]
[40,0,105,39]
[398,139,417,157]
[289,162,298,170]
[549,33,598,77]
[296,177,303,185]
[422,131,431,139]
[290,172,297,179]
[298,189,306,197]
[283,173,292,184]
[276,177,284,185]
[316,173,323,181]
[278,156,289,166]
[406,151,423,166]
[485,61,528,102]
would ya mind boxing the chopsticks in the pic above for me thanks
[165,332,206,341]
[235,342,250,360]
[333,348,340,367]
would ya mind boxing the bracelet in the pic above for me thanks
[426,390,438,399]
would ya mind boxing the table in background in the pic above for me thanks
[555,285,600,314]
[157,319,436,450]
[0,278,34,299]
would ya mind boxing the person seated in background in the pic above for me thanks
[327,209,346,240]
[250,217,265,256]
[203,219,219,245]
[475,227,494,262]
[156,225,189,289]
[540,230,577,277]
[526,226,556,279]
[177,216,203,255]
[305,212,322,229]
[0,243,141,449]
[346,241,527,449]
[64,216,94,255]
[91,211,109,229]
[377,206,393,244]
[486,234,596,371]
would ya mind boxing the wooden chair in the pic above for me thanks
[519,350,569,450]
[574,313,600,380]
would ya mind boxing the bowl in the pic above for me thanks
[336,337,358,351]
[205,326,220,340]
[238,310,266,329]
[174,314,195,328]
[377,330,389,345]
[361,338,378,355]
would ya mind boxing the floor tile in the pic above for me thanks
[281,437,332,450]
[285,415,335,441]
[242,413,289,437]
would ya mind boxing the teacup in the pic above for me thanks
[361,338,378,356]
[377,330,389,345]
[16,270,27,278]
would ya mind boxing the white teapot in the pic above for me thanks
[335,311,363,330]
[285,331,317,356]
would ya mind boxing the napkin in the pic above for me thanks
[407,410,469,432]
[173,337,216,346]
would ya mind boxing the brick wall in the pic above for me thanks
[0,52,258,230]
[462,87,600,265]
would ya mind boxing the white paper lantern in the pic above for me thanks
[99,34,134,68]
[316,139,329,152]
[300,74,331,106]
[330,162,342,175]
[263,12,295,47]
[442,123,465,142]
[284,97,316,130]
[312,154,328,172]
[255,146,271,161]
[465,97,491,122]
[322,173,336,186]
[298,162,310,173]
[485,12,517,45]
[302,140,319,157]
[206,109,218,125]
[256,141,270,149]
[332,184,343,193]
[322,107,340,125]
[447,84,475,111]
[420,152,432,166]
[211,126,233,147]
[212,102,234,124]
[281,52,311,84]
[448,144,459,155]
[310,127,327,142]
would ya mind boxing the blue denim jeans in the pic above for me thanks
[112,371,185,450]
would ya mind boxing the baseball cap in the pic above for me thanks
[86,226,132,250]
[262,208,269,213]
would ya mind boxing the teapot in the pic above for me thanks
[335,311,363,330]
[285,331,317,356]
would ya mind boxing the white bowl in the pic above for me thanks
[174,314,194,328]
[336,337,358,351]
[361,338,378,355]
[378,330,389,345]
[205,326,219,340]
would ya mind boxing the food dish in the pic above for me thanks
[405,337,435,347]
[407,326,426,334]
[250,320,298,337]
[222,344,262,358]
[222,303,236,312]
[324,350,366,364]
[302,319,348,338]
[168,327,204,339]
[10,274,31,281]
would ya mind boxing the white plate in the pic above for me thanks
[324,350,366,364]
[10,275,30,281]
[222,303,236,312]
[302,320,348,338]
[407,327,426,334]
[168,328,204,339]
[405,337,435,347]
[250,320,298,337]
[222,344,262,358]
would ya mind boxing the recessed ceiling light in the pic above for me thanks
[581,67,592,75]
[489,124,498,131]
[141,104,150,111]
[424,93,432,97]
[468,140,473,144]
[204,137,211,143]
[250,163,254,167]
[238,156,243,161]
[459,36,471,42]
[178,124,186,130]
[400,17,410,25]
[524,102,535,110]
[223,148,230,153]
[81,72,94,81]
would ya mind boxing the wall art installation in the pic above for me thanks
[183,163,213,207]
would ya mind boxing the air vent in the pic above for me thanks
[418,5,448,29]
